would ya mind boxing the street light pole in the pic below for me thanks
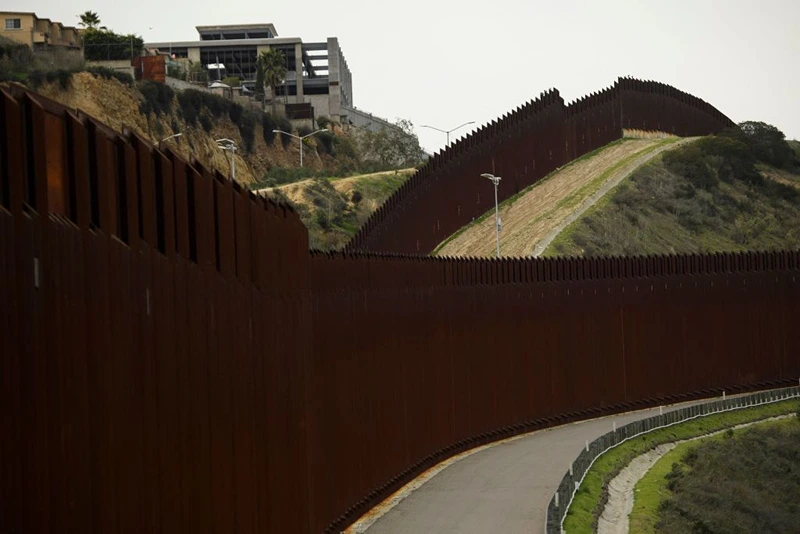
[420,121,475,147]
[215,138,238,182]
[159,132,182,151]
[272,128,328,167]
[481,173,502,258]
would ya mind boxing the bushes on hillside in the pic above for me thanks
[663,144,718,189]
[27,69,73,90]
[277,117,293,147]
[238,111,256,152]
[85,66,133,86]
[657,424,800,533]
[663,136,763,190]
[262,114,278,145]
[139,81,174,116]
[176,89,265,152]
[316,131,335,155]
[721,121,796,170]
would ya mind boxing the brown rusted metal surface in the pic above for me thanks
[133,56,167,83]
[1,86,799,534]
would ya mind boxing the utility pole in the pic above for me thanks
[420,121,475,147]
[481,173,502,258]
[215,138,238,181]
[273,128,329,167]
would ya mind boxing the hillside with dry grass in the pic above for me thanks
[29,71,356,185]
[434,133,688,258]
[262,168,415,250]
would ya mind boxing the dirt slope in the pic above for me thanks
[260,168,414,209]
[33,72,328,184]
[435,135,688,258]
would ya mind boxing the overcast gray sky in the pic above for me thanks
[10,0,800,152]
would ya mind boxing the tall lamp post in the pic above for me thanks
[481,173,502,258]
[216,138,238,181]
[419,121,475,146]
[159,132,182,151]
[273,128,328,167]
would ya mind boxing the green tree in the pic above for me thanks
[721,121,794,169]
[83,29,143,61]
[77,11,100,30]
[256,48,287,116]
[358,118,426,169]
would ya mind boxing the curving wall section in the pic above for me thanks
[347,77,735,254]
[2,85,797,534]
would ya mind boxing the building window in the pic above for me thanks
[5,18,22,30]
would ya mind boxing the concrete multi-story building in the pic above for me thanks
[146,23,353,122]
[0,11,83,49]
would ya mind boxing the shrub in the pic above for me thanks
[0,39,33,65]
[27,69,74,90]
[298,125,312,138]
[228,102,243,124]
[139,81,174,116]
[26,70,45,88]
[166,65,184,80]
[333,135,358,160]
[199,113,213,132]
[277,117,293,148]
[317,115,330,129]
[262,113,278,145]
[238,111,256,152]
[351,190,363,204]
[85,65,133,86]
[221,76,241,87]
[315,210,331,230]
[721,121,795,169]
[663,145,718,189]
[83,29,143,61]
[177,89,229,120]
[316,131,335,155]
[262,167,317,185]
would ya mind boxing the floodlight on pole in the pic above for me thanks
[419,121,475,146]
[215,138,238,182]
[481,173,502,258]
[159,132,182,150]
[272,128,329,167]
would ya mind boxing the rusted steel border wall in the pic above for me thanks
[2,86,798,534]
[0,86,314,534]
[346,77,735,254]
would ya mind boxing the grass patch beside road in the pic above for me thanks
[629,417,797,534]
[562,398,800,533]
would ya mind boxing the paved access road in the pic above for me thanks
[365,400,711,534]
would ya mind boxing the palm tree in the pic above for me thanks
[78,11,101,30]
[256,48,287,116]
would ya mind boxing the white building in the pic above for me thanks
[146,23,353,121]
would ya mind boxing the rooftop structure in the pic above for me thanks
[146,23,352,121]
[0,11,83,49]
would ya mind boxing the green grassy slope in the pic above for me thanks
[265,168,414,250]
[653,419,800,534]
[545,136,800,257]
[629,417,798,534]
